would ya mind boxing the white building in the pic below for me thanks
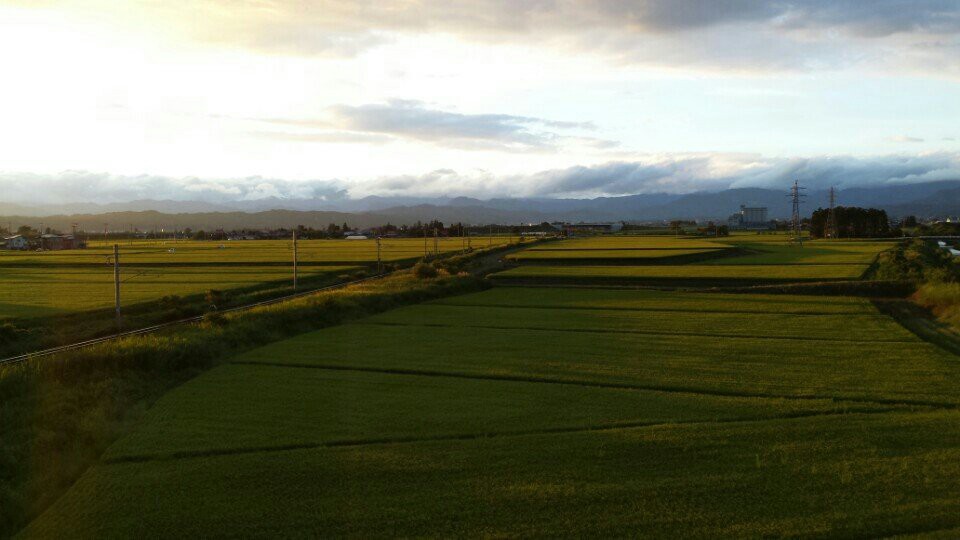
[728,205,771,229]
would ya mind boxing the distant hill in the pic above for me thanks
[2,180,958,229]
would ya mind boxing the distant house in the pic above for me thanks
[562,222,623,235]
[345,235,368,240]
[39,234,83,250]
[4,235,29,250]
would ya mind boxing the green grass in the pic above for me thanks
[492,263,867,283]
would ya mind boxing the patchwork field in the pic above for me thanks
[23,286,960,537]
[497,235,891,284]
[1,237,516,266]
[0,237,518,321]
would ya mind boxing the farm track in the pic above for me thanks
[351,320,918,344]
[101,407,913,465]
[230,360,957,410]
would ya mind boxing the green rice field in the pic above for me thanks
[22,286,960,537]
[497,235,892,284]
[0,265,358,319]
[0,237,515,266]
[0,237,518,320]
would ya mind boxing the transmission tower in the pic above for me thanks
[828,186,839,239]
[788,180,806,246]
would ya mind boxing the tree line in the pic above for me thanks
[809,207,895,239]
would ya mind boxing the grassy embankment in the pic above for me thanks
[869,239,960,351]
[20,286,960,537]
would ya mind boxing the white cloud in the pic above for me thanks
[887,135,926,143]
[250,100,606,152]
[5,152,956,205]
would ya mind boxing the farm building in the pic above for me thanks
[39,234,84,250]
[4,235,30,250]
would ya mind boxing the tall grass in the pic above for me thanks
[0,272,487,538]
[913,281,960,331]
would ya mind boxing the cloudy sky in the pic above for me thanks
[1,0,959,202]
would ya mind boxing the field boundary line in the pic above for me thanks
[100,408,915,465]
[428,301,878,317]
[229,361,956,410]
[0,274,388,366]
[349,321,918,344]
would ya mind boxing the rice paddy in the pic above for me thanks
[496,234,892,284]
[0,237,517,320]
[21,286,960,537]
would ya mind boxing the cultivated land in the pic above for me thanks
[0,265,358,319]
[23,285,960,537]
[495,234,892,284]
[0,237,517,320]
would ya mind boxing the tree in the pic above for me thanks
[810,207,890,239]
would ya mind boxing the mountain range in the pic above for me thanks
[1,181,958,231]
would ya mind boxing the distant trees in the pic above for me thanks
[809,207,892,239]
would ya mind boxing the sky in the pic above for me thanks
[1,0,959,203]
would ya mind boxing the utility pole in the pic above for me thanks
[376,235,382,274]
[113,244,121,330]
[423,227,428,258]
[292,229,298,290]
[488,225,492,248]
[828,186,838,240]
[789,180,806,246]
[433,227,439,256]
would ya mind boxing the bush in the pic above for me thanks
[412,262,438,279]
[0,323,28,346]
[873,240,960,283]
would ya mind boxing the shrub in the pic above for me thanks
[412,262,438,279]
